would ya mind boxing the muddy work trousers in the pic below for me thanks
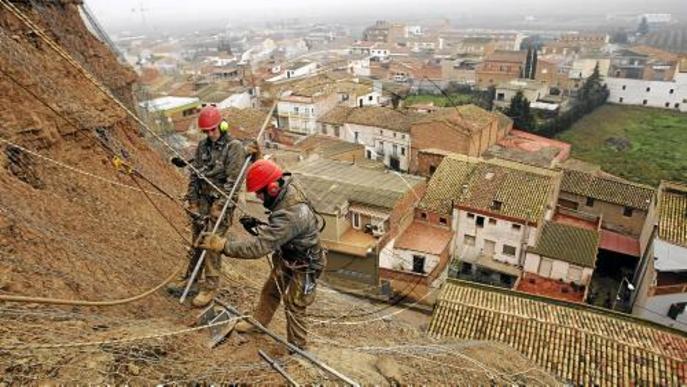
[186,198,231,290]
[254,254,318,349]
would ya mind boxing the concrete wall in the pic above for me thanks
[337,122,411,172]
[558,191,648,237]
[606,77,686,112]
[353,91,383,108]
[381,246,441,274]
[455,209,536,266]
[217,92,253,109]
[325,250,378,286]
[494,82,549,110]
[524,252,594,285]
[635,291,687,332]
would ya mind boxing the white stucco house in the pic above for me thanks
[523,221,599,286]
[633,181,687,331]
[606,60,687,112]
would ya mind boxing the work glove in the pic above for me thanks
[239,215,265,236]
[196,232,227,252]
[245,140,262,162]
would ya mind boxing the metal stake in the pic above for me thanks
[259,349,301,387]
[179,156,252,304]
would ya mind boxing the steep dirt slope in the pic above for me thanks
[0,1,559,384]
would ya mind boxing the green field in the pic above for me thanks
[557,104,687,186]
[404,93,474,107]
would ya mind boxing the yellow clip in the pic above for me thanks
[112,155,133,175]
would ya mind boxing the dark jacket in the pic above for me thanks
[187,133,246,203]
[222,179,321,261]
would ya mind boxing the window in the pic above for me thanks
[646,87,651,92]
[412,255,426,274]
[420,212,427,219]
[502,245,516,257]
[670,89,675,94]
[379,129,383,135]
[666,102,671,108]
[491,200,502,210]
[586,197,595,207]
[464,235,476,246]
[619,97,624,103]
[497,93,505,101]
[512,224,521,231]
[354,131,359,143]
[401,135,405,139]
[294,107,299,113]
[334,126,340,137]
[393,132,397,138]
[439,217,448,225]
[368,95,373,101]
[467,213,475,219]
[622,85,626,90]
[352,212,361,229]
[623,206,633,217]
[476,216,485,228]
[643,99,648,105]
[488,218,497,225]
[401,147,405,156]
[668,302,686,320]
[676,103,681,109]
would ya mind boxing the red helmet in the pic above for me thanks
[246,159,283,193]
[198,105,222,131]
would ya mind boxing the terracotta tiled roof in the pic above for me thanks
[319,106,419,132]
[295,135,364,158]
[529,221,599,268]
[419,154,559,223]
[394,222,453,255]
[484,50,527,63]
[418,154,479,215]
[413,105,499,136]
[318,106,353,125]
[561,169,655,211]
[291,158,424,214]
[347,107,418,132]
[221,107,271,140]
[658,181,687,248]
[429,280,687,386]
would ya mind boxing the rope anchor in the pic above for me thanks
[111,155,134,175]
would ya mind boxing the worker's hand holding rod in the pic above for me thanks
[179,102,276,304]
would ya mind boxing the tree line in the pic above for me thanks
[505,63,609,137]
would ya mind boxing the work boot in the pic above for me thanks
[166,276,190,297]
[192,276,219,307]
[191,288,216,307]
[234,320,260,334]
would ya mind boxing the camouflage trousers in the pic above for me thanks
[186,198,231,290]
[254,254,319,349]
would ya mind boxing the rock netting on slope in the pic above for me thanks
[0,1,561,384]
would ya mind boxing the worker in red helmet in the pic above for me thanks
[197,159,325,350]
[168,105,259,307]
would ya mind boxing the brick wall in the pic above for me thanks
[410,121,470,173]
[415,151,448,177]
[378,181,427,249]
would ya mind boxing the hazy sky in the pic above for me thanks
[86,0,685,33]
